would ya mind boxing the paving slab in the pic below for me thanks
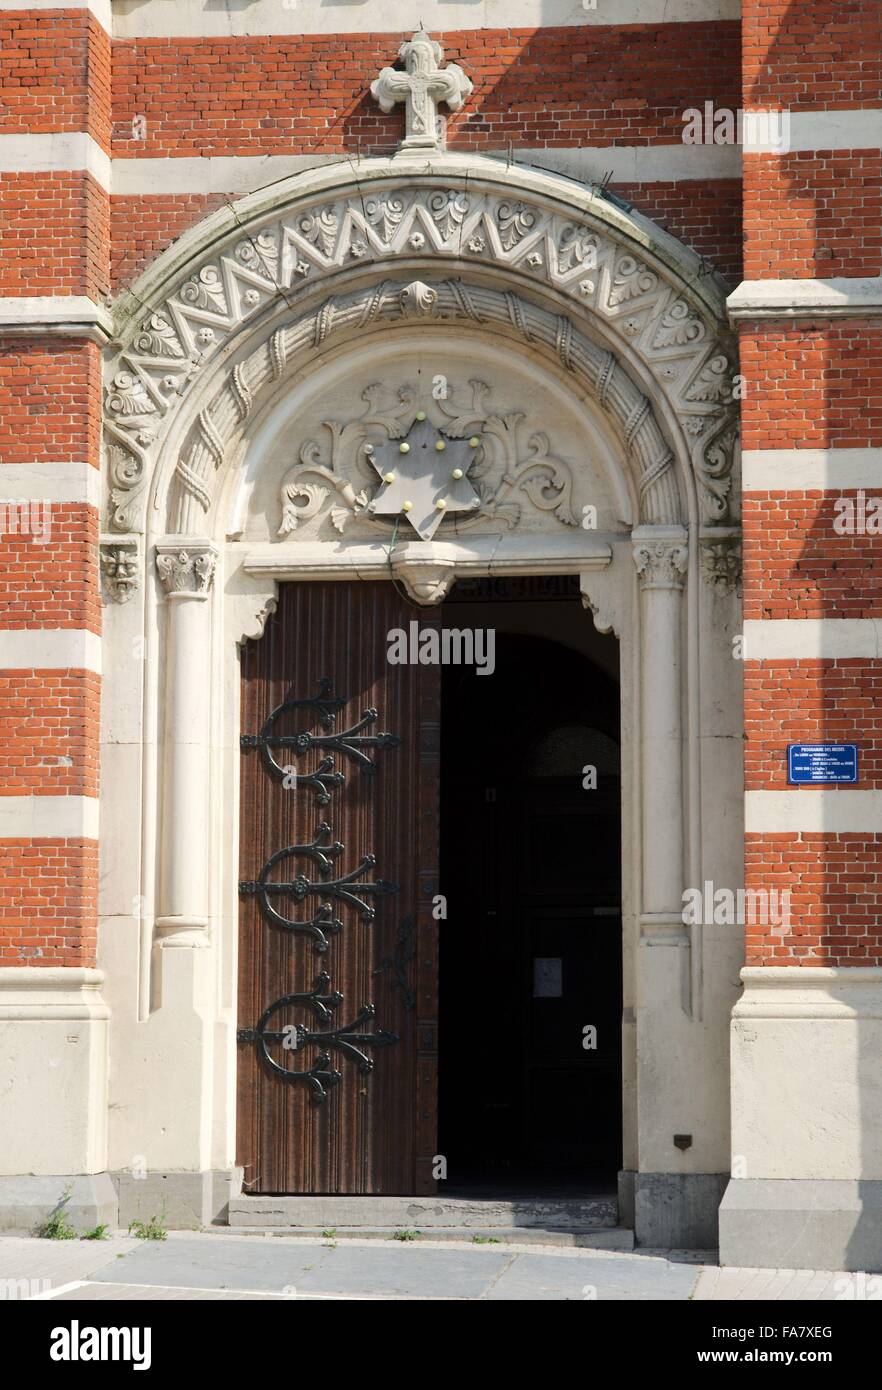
[485,1250,700,1301]
[0,1236,137,1299]
[93,1235,511,1300]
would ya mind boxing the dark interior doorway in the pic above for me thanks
[438,577,622,1193]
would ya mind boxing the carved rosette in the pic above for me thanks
[633,534,689,591]
[155,543,218,597]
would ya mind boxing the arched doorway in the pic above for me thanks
[97,153,743,1242]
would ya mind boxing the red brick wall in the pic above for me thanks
[744,152,882,278]
[0,173,110,298]
[0,10,111,148]
[742,493,882,618]
[0,671,101,794]
[0,339,103,464]
[745,663,882,787]
[743,0,882,109]
[110,24,741,158]
[739,322,882,449]
[0,840,98,967]
[744,835,882,966]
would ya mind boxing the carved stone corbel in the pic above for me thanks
[390,543,458,605]
[100,534,140,603]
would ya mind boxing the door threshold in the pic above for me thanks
[228,1192,620,1231]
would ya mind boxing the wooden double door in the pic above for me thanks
[236,580,623,1194]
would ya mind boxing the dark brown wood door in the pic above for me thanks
[236,582,440,1194]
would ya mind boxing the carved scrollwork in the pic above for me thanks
[276,376,579,539]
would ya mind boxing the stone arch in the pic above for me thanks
[101,153,740,555]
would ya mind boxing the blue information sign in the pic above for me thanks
[788,743,858,784]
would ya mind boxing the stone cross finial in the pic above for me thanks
[370,26,473,151]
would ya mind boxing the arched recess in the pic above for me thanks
[96,154,744,1201]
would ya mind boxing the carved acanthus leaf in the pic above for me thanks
[608,256,659,308]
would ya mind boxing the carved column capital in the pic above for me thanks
[632,526,689,591]
[155,539,218,598]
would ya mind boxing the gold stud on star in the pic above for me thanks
[383,472,395,484]
[452,468,464,480]
[415,410,426,421]
[469,436,480,447]
[399,442,410,454]
[402,500,413,512]
[436,499,447,510]
[435,440,446,452]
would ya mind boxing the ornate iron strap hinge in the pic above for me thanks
[239,822,399,951]
[236,971,398,1103]
[240,676,402,805]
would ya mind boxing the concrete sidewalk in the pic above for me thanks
[0,1233,868,1301]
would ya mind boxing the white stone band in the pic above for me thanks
[111,0,741,39]
[745,790,882,835]
[743,448,882,490]
[0,462,101,507]
[0,0,109,22]
[0,967,108,1022]
[0,134,111,191]
[743,619,882,661]
[0,296,113,343]
[778,108,882,153]
[0,629,102,674]
[0,796,100,840]
[728,276,882,319]
[110,143,741,199]
[735,967,882,1020]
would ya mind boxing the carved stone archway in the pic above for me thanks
[102,153,739,553]
[97,154,743,1237]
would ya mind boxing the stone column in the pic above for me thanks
[632,525,689,945]
[155,539,218,947]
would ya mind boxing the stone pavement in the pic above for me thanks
[0,1233,868,1301]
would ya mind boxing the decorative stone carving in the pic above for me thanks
[370,27,473,152]
[390,545,458,605]
[633,535,689,590]
[100,535,139,603]
[155,545,217,596]
[103,169,739,538]
[701,534,742,594]
[276,374,580,541]
[399,280,438,315]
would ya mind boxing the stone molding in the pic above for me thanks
[728,276,882,320]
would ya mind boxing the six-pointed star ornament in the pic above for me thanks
[365,413,482,540]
